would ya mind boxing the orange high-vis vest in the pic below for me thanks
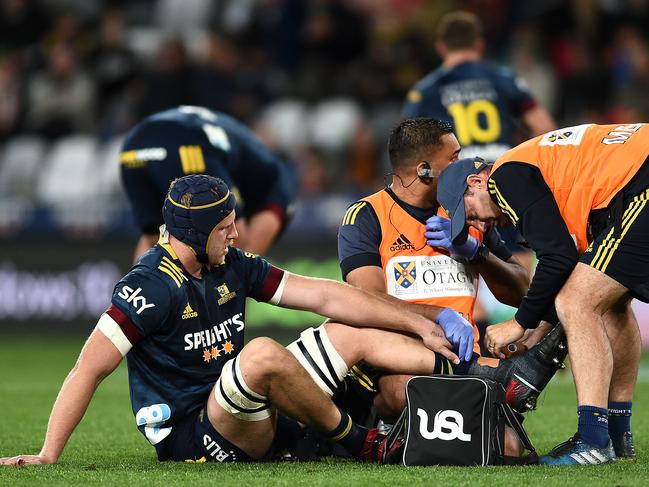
[362,190,483,354]
[492,123,649,253]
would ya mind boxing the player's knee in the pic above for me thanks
[213,353,272,422]
[322,321,363,363]
[556,284,601,325]
[242,337,288,377]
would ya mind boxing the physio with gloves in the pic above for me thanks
[424,214,530,359]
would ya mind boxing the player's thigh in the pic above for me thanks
[207,352,278,459]
[155,402,272,463]
[556,262,628,321]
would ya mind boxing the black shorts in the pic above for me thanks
[332,362,383,428]
[581,186,649,302]
[154,407,316,463]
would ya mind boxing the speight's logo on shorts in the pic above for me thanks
[216,283,236,305]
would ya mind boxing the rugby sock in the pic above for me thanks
[577,405,609,448]
[608,401,632,438]
[433,352,456,374]
[451,355,488,376]
[325,409,367,455]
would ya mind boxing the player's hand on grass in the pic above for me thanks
[435,307,475,362]
[0,454,55,466]
[422,323,460,365]
[484,319,525,359]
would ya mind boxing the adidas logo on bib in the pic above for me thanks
[390,234,415,251]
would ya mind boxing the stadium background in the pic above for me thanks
[1,0,649,347]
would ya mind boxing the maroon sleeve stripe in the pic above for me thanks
[257,203,287,226]
[257,266,285,302]
[518,99,538,115]
[106,304,144,345]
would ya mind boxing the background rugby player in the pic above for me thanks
[120,105,296,261]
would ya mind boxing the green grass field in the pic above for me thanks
[1,337,649,486]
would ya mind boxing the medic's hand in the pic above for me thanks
[424,216,480,261]
[435,307,475,362]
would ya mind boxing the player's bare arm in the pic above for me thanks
[523,105,556,137]
[471,253,529,307]
[278,272,459,364]
[237,210,283,255]
[0,329,122,466]
[133,234,160,262]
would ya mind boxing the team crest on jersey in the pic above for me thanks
[216,283,237,305]
[394,261,417,291]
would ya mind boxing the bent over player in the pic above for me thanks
[438,123,649,464]
[121,105,296,260]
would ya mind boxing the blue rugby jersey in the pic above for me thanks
[97,239,286,446]
[402,61,537,162]
[120,106,296,234]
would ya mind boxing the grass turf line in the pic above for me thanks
[0,337,648,486]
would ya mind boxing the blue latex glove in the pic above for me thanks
[435,307,475,362]
[424,216,480,261]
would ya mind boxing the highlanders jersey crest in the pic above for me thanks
[216,283,237,305]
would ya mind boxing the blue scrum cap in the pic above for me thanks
[437,157,491,242]
[162,174,235,263]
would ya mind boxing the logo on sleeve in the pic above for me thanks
[216,283,237,305]
[118,285,156,315]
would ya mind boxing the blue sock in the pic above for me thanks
[577,406,609,448]
[325,409,368,455]
[608,401,632,438]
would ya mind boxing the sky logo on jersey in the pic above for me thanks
[119,147,167,168]
[216,283,237,306]
[117,285,155,315]
[394,261,417,289]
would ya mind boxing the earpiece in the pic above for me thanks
[417,162,434,180]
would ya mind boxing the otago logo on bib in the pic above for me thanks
[394,261,417,290]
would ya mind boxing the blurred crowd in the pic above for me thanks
[1,0,649,234]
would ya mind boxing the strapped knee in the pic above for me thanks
[214,355,272,421]
[286,324,349,396]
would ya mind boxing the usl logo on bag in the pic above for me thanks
[417,408,472,442]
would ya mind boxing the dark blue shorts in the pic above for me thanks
[154,407,321,462]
